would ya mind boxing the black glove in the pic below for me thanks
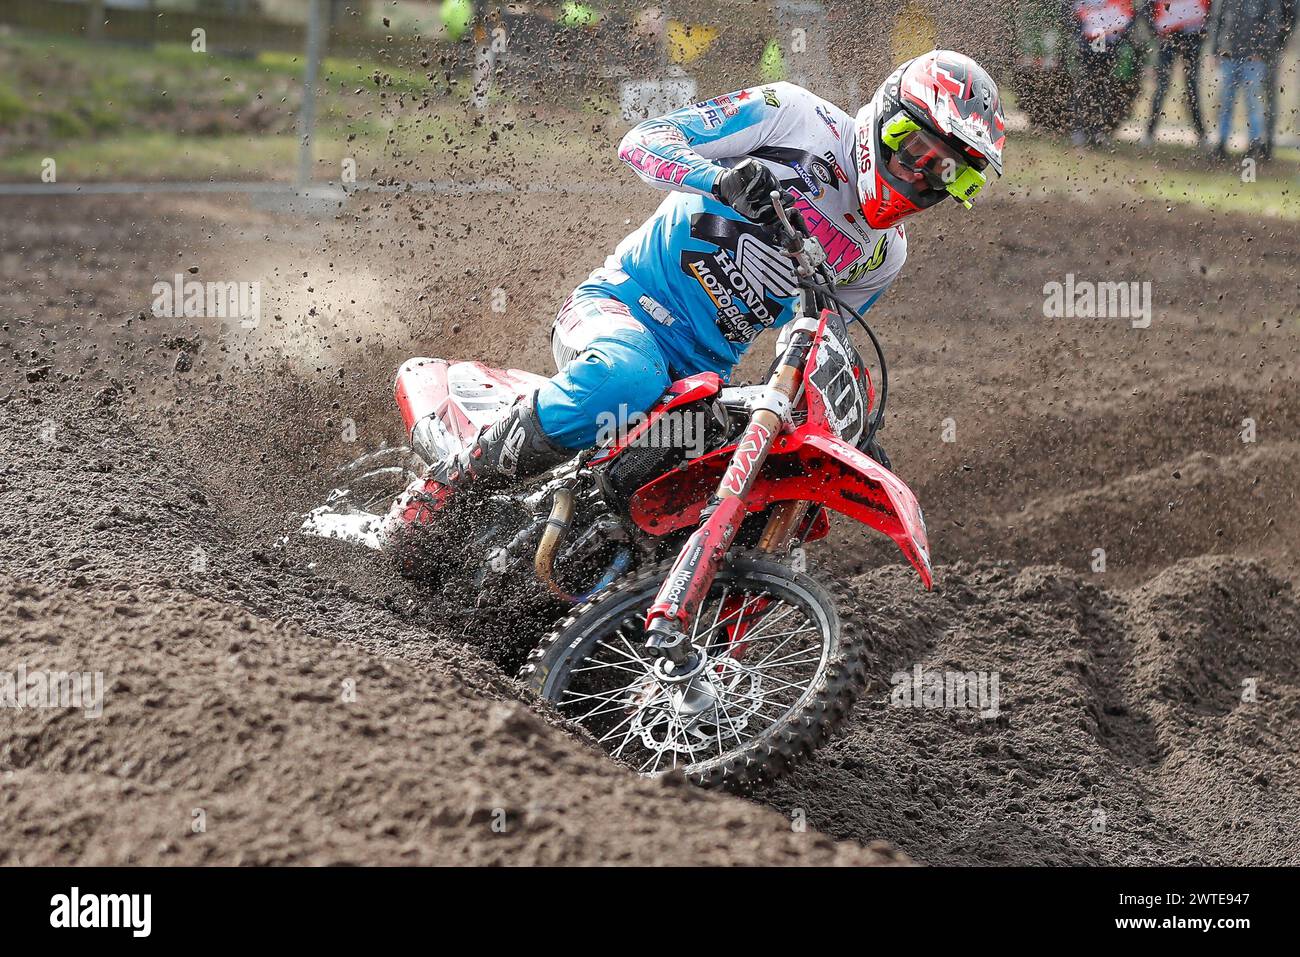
[712,159,789,226]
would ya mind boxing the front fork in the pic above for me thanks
[643,331,812,673]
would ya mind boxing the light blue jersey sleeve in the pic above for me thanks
[617,83,807,197]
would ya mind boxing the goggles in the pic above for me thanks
[881,112,988,208]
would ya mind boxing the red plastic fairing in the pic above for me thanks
[395,358,454,433]
[588,372,723,466]
[394,358,547,449]
[628,426,933,588]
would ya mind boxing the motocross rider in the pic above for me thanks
[391,49,1006,528]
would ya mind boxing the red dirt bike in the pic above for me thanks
[304,196,932,787]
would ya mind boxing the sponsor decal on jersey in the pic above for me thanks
[712,93,741,117]
[762,86,781,108]
[790,191,868,278]
[734,232,798,300]
[790,160,824,199]
[693,102,724,128]
[685,255,756,342]
[816,104,841,139]
[619,143,690,186]
[752,146,847,197]
[822,150,849,183]
[842,234,889,284]
[680,214,798,345]
[685,253,777,344]
[840,210,876,246]
[638,293,679,328]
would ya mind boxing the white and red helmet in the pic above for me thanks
[855,50,1006,229]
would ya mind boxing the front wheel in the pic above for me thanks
[519,553,868,789]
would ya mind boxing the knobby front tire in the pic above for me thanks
[519,552,869,790]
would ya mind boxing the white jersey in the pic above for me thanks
[605,82,906,374]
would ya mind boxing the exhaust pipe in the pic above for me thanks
[534,485,576,601]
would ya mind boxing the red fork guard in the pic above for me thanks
[644,496,748,634]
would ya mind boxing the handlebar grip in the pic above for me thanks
[769,190,805,253]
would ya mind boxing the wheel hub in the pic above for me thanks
[627,655,766,756]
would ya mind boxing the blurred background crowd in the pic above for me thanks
[1,0,1297,183]
[1041,1,1296,158]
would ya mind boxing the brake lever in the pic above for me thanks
[769,190,828,279]
[769,190,802,252]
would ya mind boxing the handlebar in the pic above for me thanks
[769,190,824,279]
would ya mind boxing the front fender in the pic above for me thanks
[627,428,933,588]
[792,432,932,588]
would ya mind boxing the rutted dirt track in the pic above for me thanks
[2,166,1298,863]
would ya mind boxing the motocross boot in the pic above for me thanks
[388,394,574,529]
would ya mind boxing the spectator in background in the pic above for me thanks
[1210,0,1289,159]
[1070,0,1137,145]
[1263,0,1297,157]
[1142,1,1211,148]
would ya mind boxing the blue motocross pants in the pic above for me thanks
[534,284,680,449]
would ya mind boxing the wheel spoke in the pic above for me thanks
[595,704,651,746]
[673,706,700,766]
[728,605,802,646]
[742,648,824,670]
[557,680,644,706]
[693,585,729,644]
[568,659,651,678]
[694,594,795,646]
[616,629,653,665]
[733,599,797,641]
[743,623,816,668]
[594,640,650,667]
[727,668,814,697]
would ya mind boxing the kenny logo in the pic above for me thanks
[50,887,152,938]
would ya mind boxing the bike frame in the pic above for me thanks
[641,197,932,669]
